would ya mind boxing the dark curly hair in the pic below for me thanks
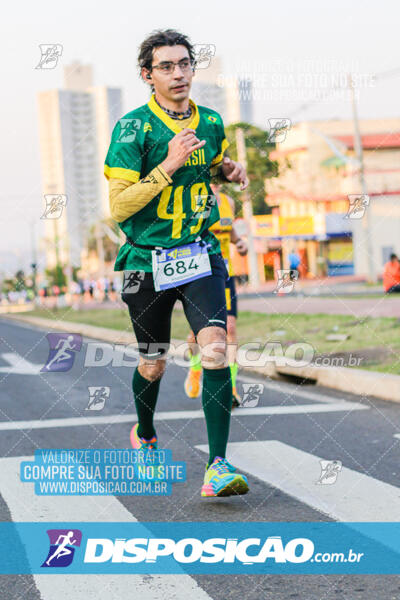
[138,29,195,72]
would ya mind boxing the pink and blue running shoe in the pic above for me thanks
[201,456,249,497]
[130,423,158,451]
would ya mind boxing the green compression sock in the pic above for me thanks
[229,362,238,389]
[202,366,232,466]
[132,368,161,440]
[189,351,202,371]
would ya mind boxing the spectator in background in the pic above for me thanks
[103,277,110,302]
[83,278,91,302]
[383,253,400,293]
[288,250,301,280]
[71,281,81,301]
[78,280,84,295]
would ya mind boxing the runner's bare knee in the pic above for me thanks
[197,326,227,369]
[138,358,166,381]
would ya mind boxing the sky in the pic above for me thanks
[1,0,399,274]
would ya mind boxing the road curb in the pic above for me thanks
[5,314,400,403]
[273,364,400,403]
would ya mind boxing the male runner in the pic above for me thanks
[104,29,250,497]
[184,183,248,408]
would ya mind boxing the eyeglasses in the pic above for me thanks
[150,58,193,75]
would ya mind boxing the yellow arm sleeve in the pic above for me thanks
[109,165,172,223]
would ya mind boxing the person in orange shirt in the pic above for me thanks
[383,253,400,293]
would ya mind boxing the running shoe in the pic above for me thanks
[130,423,158,450]
[231,387,241,409]
[184,368,202,398]
[201,456,249,497]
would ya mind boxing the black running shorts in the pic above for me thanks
[121,253,229,358]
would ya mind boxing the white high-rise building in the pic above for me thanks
[238,79,253,123]
[37,62,122,269]
[191,57,226,120]
[225,78,254,124]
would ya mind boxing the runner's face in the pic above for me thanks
[145,45,193,103]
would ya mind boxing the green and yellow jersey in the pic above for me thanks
[104,94,229,272]
[209,193,234,277]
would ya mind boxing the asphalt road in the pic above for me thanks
[0,317,400,599]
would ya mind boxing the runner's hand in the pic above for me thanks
[235,238,248,256]
[161,129,206,176]
[221,157,249,190]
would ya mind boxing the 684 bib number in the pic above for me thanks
[151,241,211,291]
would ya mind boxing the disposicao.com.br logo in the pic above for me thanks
[39,532,364,570]
[83,535,315,564]
[2,521,394,574]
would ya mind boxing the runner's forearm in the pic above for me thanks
[109,165,172,222]
[230,226,241,244]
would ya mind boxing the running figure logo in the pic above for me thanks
[345,194,370,219]
[117,118,142,143]
[193,194,216,219]
[267,118,291,143]
[86,386,110,410]
[241,383,264,407]
[40,194,67,220]
[41,333,82,372]
[316,460,342,485]
[122,270,145,294]
[274,270,299,294]
[41,529,82,567]
[193,44,216,69]
[35,44,63,69]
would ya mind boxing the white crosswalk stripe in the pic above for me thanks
[196,440,400,522]
[0,456,213,599]
[0,352,42,374]
[0,401,368,432]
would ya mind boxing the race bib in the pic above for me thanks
[152,241,211,292]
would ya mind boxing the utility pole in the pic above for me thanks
[63,238,73,294]
[52,217,62,287]
[235,127,260,288]
[348,74,376,283]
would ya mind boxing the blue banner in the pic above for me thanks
[1,522,400,574]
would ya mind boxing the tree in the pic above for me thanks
[45,265,66,288]
[15,270,26,291]
[222,122,279,215]
[87,219,119,263]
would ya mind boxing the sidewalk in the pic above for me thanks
[235,275,399,318]
[237,294,400,318]
[1,275,394,317]
[237,274,381,297]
